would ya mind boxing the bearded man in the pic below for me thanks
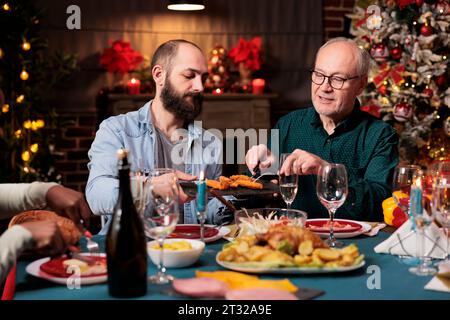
[87,40,230,234]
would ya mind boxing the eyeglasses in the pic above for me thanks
[310,70,360,90]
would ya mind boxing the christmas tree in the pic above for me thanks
[204,44,231,94]
[0,0,77,182]
[348,0,450,165]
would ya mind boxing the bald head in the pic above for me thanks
[151,39,203,75]
[315,37,371,77]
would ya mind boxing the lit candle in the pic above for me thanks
[252,78,265,95]
[127,78,141,95]
[197,170,206,212]
[410,175,423,216]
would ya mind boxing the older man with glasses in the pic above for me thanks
[246,37,399,222]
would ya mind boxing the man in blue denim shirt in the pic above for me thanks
[86,40,232,234]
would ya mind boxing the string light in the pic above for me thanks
[2,104,9,113]
[2,3,10,11]
[413,21,417,25]
[35,119,45,128]
[21,151,30,162]
[31,121,39,131]
[0,47,3,59]
[14,129,22,138]
[20,70,29,81]
[23,120,32,129]
[443,55,447,60]
[16,95,25,103]
[30,143,39,153]
[22,41,31,51]
[23,166,30,173]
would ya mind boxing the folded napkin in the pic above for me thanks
[374,220,447,259]
[425,261,450,293]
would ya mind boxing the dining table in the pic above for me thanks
[11,228,449,300]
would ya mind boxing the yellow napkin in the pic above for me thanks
[195,271,298,293]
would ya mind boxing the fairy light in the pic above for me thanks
[2,104,9,113]
[22,41,31,51]
[2,3,10,11]
[413,21,417,25]
[0,47,3,59]
[30,143,39,153]
[23,166,30,173]
[14,129,21,138]
[23,120,32,129]
[21,151,30,162]
[16,94,25,103]
[411,84,415,88]
[35,119,45,128]
[20,70,29,81]
[443,55,447,60]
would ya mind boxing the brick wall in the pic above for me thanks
[55,112,97,192]
[323,0,356,40]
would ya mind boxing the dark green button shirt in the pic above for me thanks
[270,105,399,222]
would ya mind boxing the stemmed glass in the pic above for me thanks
[408,169,437,275]
[316,163,348,248]
[279,153,299,210]
[143,168,179,284]
[432,162,450,263]
[391,165,421,259]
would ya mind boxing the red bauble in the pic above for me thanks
[370,43,389,62]
[420,24,433,36]
[415,0,424,7]
[390,46,403,59]
[422,88,433,97]
[393,102,413,122]
[435,75,447,87]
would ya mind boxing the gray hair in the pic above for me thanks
[316,37,371,77]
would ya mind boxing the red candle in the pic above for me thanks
[127,78,141,95]
[252,78,265,95]
[212,88,223,95]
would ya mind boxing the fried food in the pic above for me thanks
[206,175,263,190]
[217,225,363,268]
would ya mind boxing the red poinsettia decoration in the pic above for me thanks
[228,37,263,72]
[100,40,143,74]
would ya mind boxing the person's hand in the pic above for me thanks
[21,220,67,256]
[279,149,329,176]
[245,144,275,175]
[45,185,92,229]
[151,171,197,204]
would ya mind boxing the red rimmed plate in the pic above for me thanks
[40,255,107,278]
[166,224,230,243]
[305,219,363,233]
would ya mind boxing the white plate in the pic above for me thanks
[306,219,371,239]
[26,253,107,285]
[216,253,365,274]
[164,224,230,243]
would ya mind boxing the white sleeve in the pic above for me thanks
[0,225,34,284]
[0,182,59,219]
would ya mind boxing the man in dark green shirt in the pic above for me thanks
[246,38,399,222]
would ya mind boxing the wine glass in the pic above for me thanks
[279,153,299,210]
[143,168,179,284]
[316,163,348,248]
[391,165,421,260]
[432,162,450,263]
[409,169,437,276]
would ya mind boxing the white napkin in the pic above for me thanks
[425,261,450,293]
[374,220,447,259]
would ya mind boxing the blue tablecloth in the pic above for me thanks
[13,232,449,300]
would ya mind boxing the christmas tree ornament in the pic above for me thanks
[390,46,403,59]
[378,84,388,95]
[434,75,447,87]
[370,43,389,61]
[444,117,450,137]
[422,87,433,97]
[205,44,230,93]
[393,102,413,122]
[420,24,433,36]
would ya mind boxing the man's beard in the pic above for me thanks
[161,79,203,124]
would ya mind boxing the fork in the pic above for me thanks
[84,230,100,254]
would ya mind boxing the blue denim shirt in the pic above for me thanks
[86,101,231,234]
